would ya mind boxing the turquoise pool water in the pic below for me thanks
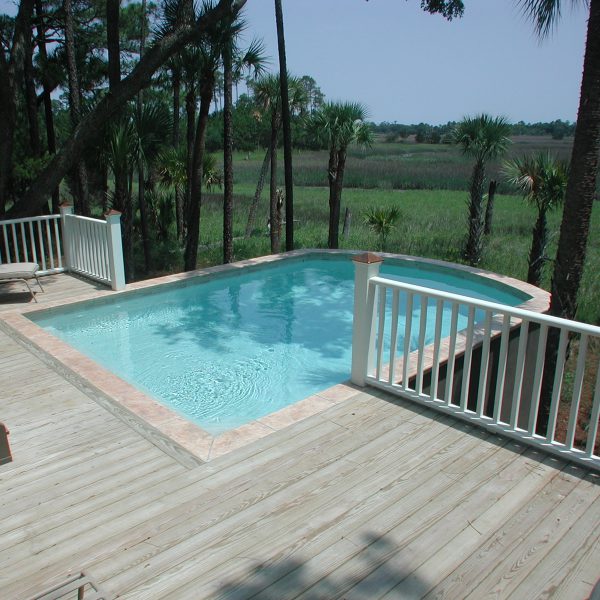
[30,256,530,434]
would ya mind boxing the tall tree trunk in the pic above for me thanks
[0,0,35,214]
[10,0,243,219]
[275,0,294,251]
[24,37,41,158]
[107,0,121,90]
[137,0,151,274]
[223,39,234,264]
[538,0,600,436]
[64,0,89,215]
[184,85,196,234]
[527,208,548,287]
[463,160,485,265]
[484,179,497,235]
[184,81,213,271]
[327,148,347,249]
[35,0,59,212]
[269,110,279,253]
[172,67,184,240]
[245,147,270,237]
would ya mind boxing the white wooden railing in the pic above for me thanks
[60,205,125,290]
[0,214,64,275]
[0,206,125,290]
[351,254,600,471]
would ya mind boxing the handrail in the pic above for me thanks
[0,209,125,290]
[0,214,64,275]
[352,261,600,471]
[369,276,600,337]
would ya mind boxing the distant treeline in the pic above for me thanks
[371,119,576,143]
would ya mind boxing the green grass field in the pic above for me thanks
[146,136,600,324]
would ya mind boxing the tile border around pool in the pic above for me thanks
[0,249,550,463]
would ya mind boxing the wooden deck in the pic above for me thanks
[0,274,599,599]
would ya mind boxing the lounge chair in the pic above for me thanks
[0,262,44,302]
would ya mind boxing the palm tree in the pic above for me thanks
[134,101,173,273]
[247,73,306,252]
[364,206,401,251]
[104,117,138,280]
[519,0,600,435]
[274,0,294,251]
[453,114,511,265]
[504,153,568,287]
[310,101,373,249]
[223,37,265,263]
[184,2,263,270]
[519,0,600,322]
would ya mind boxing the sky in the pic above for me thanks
[0,0,589,124]
[239,0,588,124]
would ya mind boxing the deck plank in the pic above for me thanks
[0,273,599,600]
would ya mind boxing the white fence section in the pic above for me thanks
[62,213,112,285]
[0,207,125,290]
[0,215,64,275]
[351,254,600,471]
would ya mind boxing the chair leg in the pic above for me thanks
[35,275,44,293]
[21,279,37,302]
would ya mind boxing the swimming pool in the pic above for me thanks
[30,254,532,435]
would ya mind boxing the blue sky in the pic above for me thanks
[0,0,588,124]
[240,0,587,124]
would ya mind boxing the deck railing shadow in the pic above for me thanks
[214,533,430,599]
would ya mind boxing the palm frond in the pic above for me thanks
[453,114,511,161]
[503,152,568,210]
[517,0,587,38]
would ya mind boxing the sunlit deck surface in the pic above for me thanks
[1,274,599,599]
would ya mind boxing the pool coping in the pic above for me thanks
[0,249,550,462]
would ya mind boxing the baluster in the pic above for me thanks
[493,314,512,424]
[19,222,28,261]
[476,310,493,418]
[546,328,569,443]
[510,319,530,430]
[444,303,459,406]
[402,292,414,391]
[53,217,63,269]
[565,334,588,450]
[375,286,386,381]
[28,221,38,265]
[528,324,549,436]
[586,360,600,458]
[36,221,46,271]
[388,289,400,385]
[459,306,476,412]
[2,223,11,262]
[11,224,19,261]
[430,299,444,401]
[416,295,428,395]
[45,219,55,270]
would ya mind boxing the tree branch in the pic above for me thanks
[9,0,245,218]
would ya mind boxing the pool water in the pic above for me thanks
[30,257,530,434]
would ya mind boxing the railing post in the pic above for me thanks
[104,209,126,291]
[351,252,383,386]
[59,203,74,271]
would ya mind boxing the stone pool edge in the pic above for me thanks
[1,249,550,463]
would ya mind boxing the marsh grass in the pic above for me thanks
[160,135,598,324]
[232,136,576,192]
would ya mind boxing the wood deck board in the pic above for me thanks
[0,273,599,599]
[102,416,478,597]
